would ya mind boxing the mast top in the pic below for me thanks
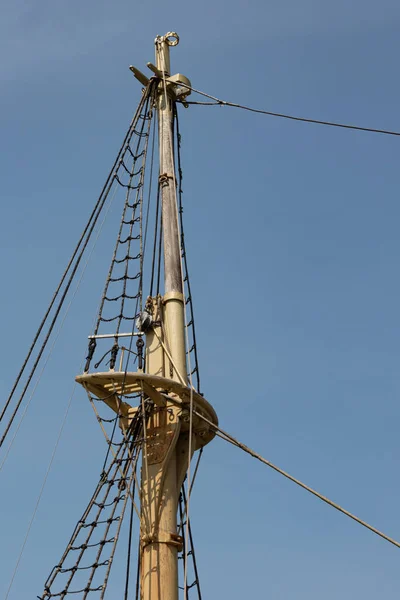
[129,32,191,105]
[155,31,180,46]
[155,32,179,76]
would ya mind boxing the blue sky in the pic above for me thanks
[1,0,400,598]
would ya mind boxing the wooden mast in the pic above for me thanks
[76,32,218,600]
[140,32,188,600]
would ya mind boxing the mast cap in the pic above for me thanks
[155,32,179,46]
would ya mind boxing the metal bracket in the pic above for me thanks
[159,173,175,187]
[129,65,149,86]
[142,531,183,551]
[141,381,166,407]
[88,332,144,340]
[147,62,163,78]
[129,30,191,107]
[156,32,180,47]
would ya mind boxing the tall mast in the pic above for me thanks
[140,32,187,600]
[71,31,218,600]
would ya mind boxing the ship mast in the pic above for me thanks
[26,32,217,600]
[74,32,218,600]
[140,32,191,600]
[5,27,400,600]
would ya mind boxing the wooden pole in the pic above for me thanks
[140,32,188,600]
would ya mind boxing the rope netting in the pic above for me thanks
[84,82,157,375]
[38,408,143,599]
[2,69,205,599]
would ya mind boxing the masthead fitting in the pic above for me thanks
[155,31,180,46]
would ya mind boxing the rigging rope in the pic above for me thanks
[178,82,400,137]
[87,85,157,494]
[178,486,203,599]
[85,81,157,375]
[86,391,141,519]
[5,382,76,599]
[175,107,201,392]
[0,119,129,425]
[0,85,154,451]
[123,491,135,600]
[0,180,119,472]
[4,85,159,598]
[177,449,203,533]
[189,408,400,551]
[37,408,144,599]
[3,174,130,596]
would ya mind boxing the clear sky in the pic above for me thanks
[1,0,400,598]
